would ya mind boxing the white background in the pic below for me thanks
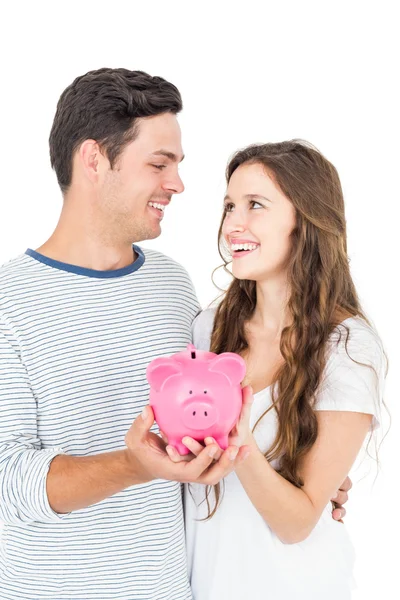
[0,1,398,598]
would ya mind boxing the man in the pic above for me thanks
[0,68,349,599]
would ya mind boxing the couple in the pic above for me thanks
[0,68,384,600]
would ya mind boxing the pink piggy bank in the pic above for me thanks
[146,344,246,455]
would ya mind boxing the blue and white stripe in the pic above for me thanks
[0,245,200,599]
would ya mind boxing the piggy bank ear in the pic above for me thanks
[208,352,246,385]
[146,358,183,392]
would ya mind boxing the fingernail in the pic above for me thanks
[205,437,215,444]
[229,448,239,460]
[182,437,191,445]
[141,406,149,420]
[242,451,250,461]
[166,445,174,456]
[208,447,217,458]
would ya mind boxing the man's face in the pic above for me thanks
[97,112,184,244]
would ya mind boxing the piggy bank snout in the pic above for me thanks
[182,397,218,430]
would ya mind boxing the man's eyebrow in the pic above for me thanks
[223,194,272,203]
[151,150,185,162]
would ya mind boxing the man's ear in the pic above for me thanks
[79,139,108,185]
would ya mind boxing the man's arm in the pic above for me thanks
[1,317,248,523]
[46,450,142,514]
[47,406,249,514]
[0,317,66,524]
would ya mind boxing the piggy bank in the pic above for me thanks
[146,344,246,455]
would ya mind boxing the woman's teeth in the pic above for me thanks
[231,243,259,252]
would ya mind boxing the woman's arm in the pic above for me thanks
[179,319,383,539]
[229,323,383,542]
[234,404,371,544]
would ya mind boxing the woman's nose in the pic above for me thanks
[225,212,247,234]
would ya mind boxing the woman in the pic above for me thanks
[170,141,386,599]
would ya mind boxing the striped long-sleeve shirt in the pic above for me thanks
[0,245,200,599]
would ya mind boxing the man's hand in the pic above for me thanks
[330,476,352,522]
[124,405,250,486]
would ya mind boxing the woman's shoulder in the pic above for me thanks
[316,317,387,428]
[327,316,385,369]
[191,307,218,351]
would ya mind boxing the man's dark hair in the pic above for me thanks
[49,68,182,193]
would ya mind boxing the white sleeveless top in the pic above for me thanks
[184,309,385,600]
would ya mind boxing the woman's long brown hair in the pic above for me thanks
[202,140,372,519]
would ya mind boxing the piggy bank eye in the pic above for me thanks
[189,390,193,394]
[203,390,207,394]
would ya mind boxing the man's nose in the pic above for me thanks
[163,172,185,194]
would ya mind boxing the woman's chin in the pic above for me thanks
[232,267,258,282]
[232,266,283,283]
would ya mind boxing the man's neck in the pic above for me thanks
[36,196,138,271]
[36,232,137,272]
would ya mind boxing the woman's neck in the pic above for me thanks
[249,275,291,339]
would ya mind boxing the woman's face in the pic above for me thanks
[222,162,297,282]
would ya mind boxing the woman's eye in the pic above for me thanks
[224,201,263,212]
[152,164,167,170]
[250,201,263,209]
